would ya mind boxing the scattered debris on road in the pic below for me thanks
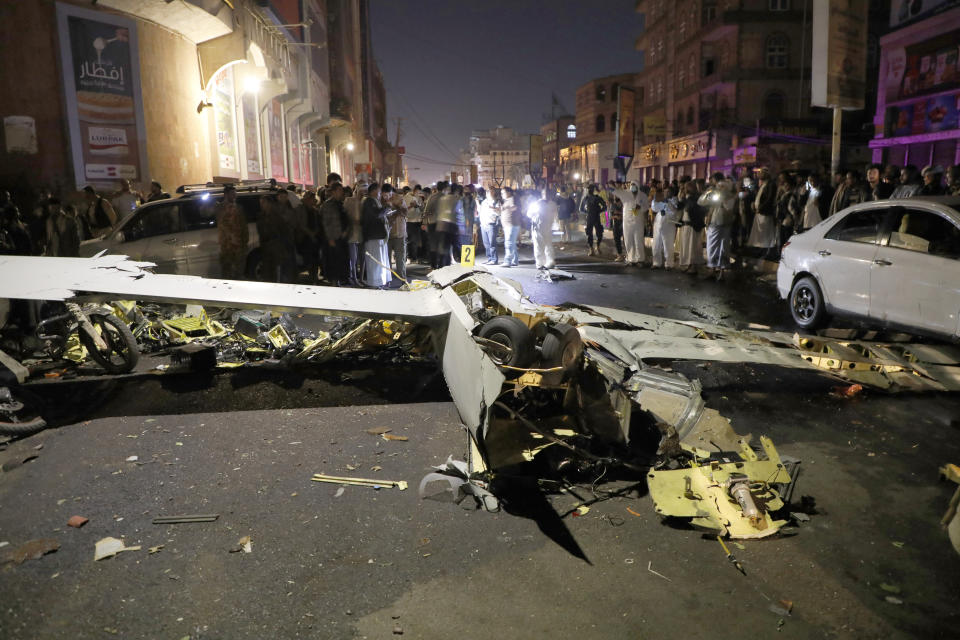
[67,515,89,528]
[312,473,408,490]
[93,537,140,561]
[152,514,220,524]
[5,257,960,539]
[0,538,60,565]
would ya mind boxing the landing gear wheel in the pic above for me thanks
[540,323,583,378]
[78,314,140,374]
[478,316,535,377]
[790,276,827,330]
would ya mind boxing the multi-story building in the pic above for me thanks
[0,0,389,204]
[634,0,846,182]
[541,116,576,184]
[467,126,531,189]
[869,2,960,170]
[569,74,642,184]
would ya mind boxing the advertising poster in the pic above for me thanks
[57,3,148,186]
[241,93,262,177]
[528,134,543,177]
[300,128,312,186]
[886,103,915,136]
[616,86,636,157]
[269,99,286,182]
[897,30,960,101]
[924,94,959,132]
[289,125,301,185]
[811,0,869,109]
[213,67,237,172]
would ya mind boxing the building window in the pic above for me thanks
[686,106,694,126]
[596,85,606,101]
[766,34,789,68]
[719,43,729,69]
[703,1,717,23]
[679,66,686,89]
[638,86,645,106]
[596,115,605,133]
[677,111,684,132]
[763,91,786,120]
[657,38,664,59]
[657,77,663,103]
[769,0,789,9]
[610,83,619,101]
[679,17,686,42]
[689,54,696,82]
[610,113,617,130]
[566,124,576,139]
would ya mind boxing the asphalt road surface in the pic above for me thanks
[1,240,958,639]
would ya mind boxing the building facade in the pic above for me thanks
[634,0,844,182]
[540,116,575,184]
[467,126,531,189]
[869,2,960,169]
[568,74,642,185]
[0,0,389,205]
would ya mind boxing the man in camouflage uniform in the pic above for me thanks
[216,184,248,279]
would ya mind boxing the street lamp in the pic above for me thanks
[573,172,581,181]
[346,142,355,151]
[243,77,261,94]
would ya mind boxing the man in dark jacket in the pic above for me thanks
[320,183,349,286]
[580,184,607,256]
[362,183,392,288]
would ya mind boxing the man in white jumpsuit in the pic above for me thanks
[650,186,679,268]
[611,181,649,266]
[527,189,558,270]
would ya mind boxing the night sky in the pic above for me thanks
[370,0,643,185]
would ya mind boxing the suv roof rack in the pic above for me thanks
[177,179,277,194]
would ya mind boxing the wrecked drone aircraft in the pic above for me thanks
[3,254,960,539]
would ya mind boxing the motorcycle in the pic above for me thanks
[35,302,139,374]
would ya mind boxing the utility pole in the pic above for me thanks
[393,117,403,185]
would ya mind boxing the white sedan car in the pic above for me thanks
[777,196,960,340]
[79,192,261,278]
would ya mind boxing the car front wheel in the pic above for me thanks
[790,276,827,330]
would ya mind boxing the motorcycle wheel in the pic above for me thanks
[78,314,140,374]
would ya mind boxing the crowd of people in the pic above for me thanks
[3,161,959,288]
[546,160,960,281]
[0,179,171,258]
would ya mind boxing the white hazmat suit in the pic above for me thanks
[612,183,649,264]
[527,196,558,269]
[650,196,679,268]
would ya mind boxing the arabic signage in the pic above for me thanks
[241,93,262,177]
[733,145,758,165]
[213,67,238,173]
[886,91,960,136]
[811,0,869,109]
[643,114,666,137]
[667,134,710,163]
[268,99,286,182]
[636,143,661,168]
[56,2,148,188]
